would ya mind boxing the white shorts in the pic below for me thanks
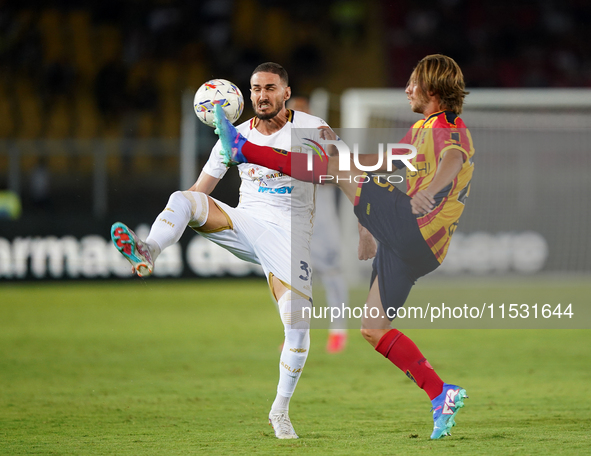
[196,199,313,299]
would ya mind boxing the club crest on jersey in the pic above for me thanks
[442,388,459,415]
[247,166,266,185]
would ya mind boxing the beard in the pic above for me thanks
[410,89,430,114]
[253,100,283,120]
[410,100,425,114]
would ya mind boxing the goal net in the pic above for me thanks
[336,88,591,285]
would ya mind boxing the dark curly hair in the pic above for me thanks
[251,62,289,86]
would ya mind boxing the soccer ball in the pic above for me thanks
[193,79,244,127]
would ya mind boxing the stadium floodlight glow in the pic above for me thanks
[310,140,418,172]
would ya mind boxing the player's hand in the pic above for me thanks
[411,190,435,215]
[318,126,339,157]
[317,126,337,141]
[358,224,377,260]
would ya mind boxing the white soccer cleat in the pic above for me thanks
[269,411,299,439]
[111,222,154,277]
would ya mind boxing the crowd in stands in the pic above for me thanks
[0,0,589,140]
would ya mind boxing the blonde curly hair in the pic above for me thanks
[408,54,468,115]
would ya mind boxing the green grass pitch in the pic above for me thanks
[1,279,590,455]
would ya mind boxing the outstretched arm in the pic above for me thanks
[188,171,220,194]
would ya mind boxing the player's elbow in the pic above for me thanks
[442,148,465,166]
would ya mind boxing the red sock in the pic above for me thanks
[242,142,328,183]
[375,329,444,400]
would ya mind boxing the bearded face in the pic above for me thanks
[405,80,430,114]
[250,72,290,120]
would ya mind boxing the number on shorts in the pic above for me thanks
[299,261,310,281]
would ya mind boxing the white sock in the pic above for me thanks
[145,191,209,261]
[272,291,311,413]
[271,394,290,413]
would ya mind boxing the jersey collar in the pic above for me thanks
[249,109,295,130]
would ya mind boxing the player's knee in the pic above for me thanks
[360,327,372,341]
[280,291,311,349]
[278,291,312,331]
[167,190,190,211]
[169,190,208,227]
[360,327,382,346]
[285,327,309,347]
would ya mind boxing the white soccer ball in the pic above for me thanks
[193,79,244,127]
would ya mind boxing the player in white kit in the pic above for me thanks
[110,63,330,439]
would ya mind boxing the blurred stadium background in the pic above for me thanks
[1,2,590,453]
[0,0,590,282]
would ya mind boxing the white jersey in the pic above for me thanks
[203,109,329,239]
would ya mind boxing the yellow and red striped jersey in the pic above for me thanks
[399,111,475,262]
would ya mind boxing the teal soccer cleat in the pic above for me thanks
[430,383,468,439]
[213,103,247,166]
[111,222,154,277]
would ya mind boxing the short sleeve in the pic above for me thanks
[202,139,229,179]
[433,127,471,162]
